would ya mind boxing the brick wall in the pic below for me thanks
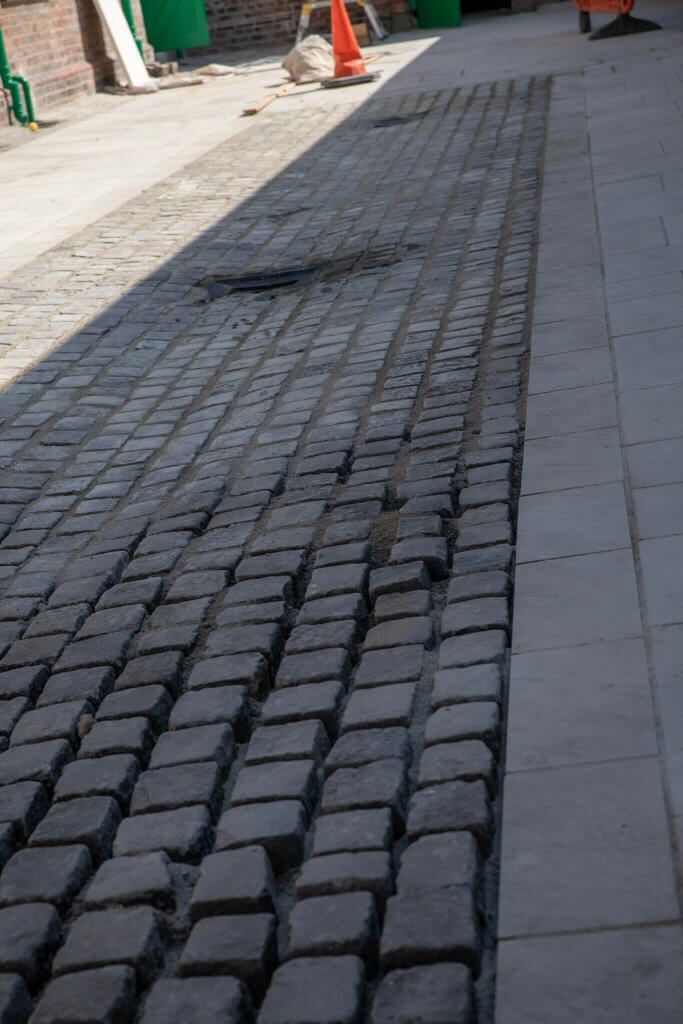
[202,0,413,52]
[0,0,150,118]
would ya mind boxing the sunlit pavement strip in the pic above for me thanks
[496,38,683,1024]
[0,5,682,1023]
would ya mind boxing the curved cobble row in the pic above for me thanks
[0,76,548,1023]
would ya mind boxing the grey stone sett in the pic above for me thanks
[425,703,500,750]
[149,597,211,628]
[113,805,213,861]
[374,591,432,622]
[258,955,365,1024]
[224,576,292,606]
[46,576,110,610]
[204,624,281,664]
[114,647,184,696]
[323,521,371,546]
[342,685,416,732]
[0,781,48,840]
[179,913,277,997]
[53,630,134,672]
[84,853,174,910]
[24,604,89,638]
[316,542,370,568]
[0,739,73,787]
[0,634,70,671]
[0,974,31,1024]
[31,966,137,1024]
[439,630,507,669]
[297,594,367,626]
[187,654,268,698]
[0,697,27,737]
[52,906,165,983]
[276,648,350,689]
[120,550,182,582]
[96,578,163,613]
[380,889,481,973]
[295,851,393,902]
[189,846,275,920]
[261,681,344,735]
[38,666,114,707]
[29,795,121,862]
[0,903,61,987]
[407,780,492,851]
[78,717,153,760]
[131,762,222,817]
[371,963,475,1024]
[397,832,480,894]
[459,504,509,530]
[0,665,47,700]
[368,563,431,599]
[307,564,369,600]
[246,721,329,766]
[364,618,434,652]
[232,760,318,812]
[235,550,306,584]
[149,723,234,770]
[326,727,410,774]
[216,800,307,872]
[141,977,250,1024]
[400,494,455,517]
[97,685,171,732]
[251,527,316,554]
[451,544,512,576]
[287,892,379,961]
[217,600,287,628]
[441,597,509,636]
[431,663,502,706]
[312,809,393,856]
[322,759,408,826]
[419,741,495,792]
[286,620,358,655]
[62,551,128,584]
[136,624,199,656]
[456,519,512,550]
[447,570,509,604]
[0,844,92,910]
[170,687,249,738]
[354,647,424,689]
[165,570,228,603]
[55,754,139,805]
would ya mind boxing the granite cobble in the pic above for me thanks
[0,71,546,1021]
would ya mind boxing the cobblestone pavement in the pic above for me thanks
[0,73,547,1023]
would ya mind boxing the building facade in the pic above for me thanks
[202,0,414,52]
[0,0,149,116]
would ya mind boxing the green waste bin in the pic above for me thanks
[416,0,462,28]
[140,0,210,52]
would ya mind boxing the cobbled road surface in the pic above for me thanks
[0,76,547,1023]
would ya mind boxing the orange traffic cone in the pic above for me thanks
[331,0,367,78]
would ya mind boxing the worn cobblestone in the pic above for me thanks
[0,67,546,1021]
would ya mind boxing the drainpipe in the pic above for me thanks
[120,0,145,59]
[0,24,37,129]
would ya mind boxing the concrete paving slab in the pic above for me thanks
[516,483,631,563]
[497,925,683,1024]
[506,639,658,772]
[525,383,618,440]
[633,482,683,539]
[520,427,623,494]
[498,757,679,937]
[512,549,642,653]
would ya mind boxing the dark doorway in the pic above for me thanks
[461,0,512,11]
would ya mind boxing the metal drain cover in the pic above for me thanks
[202,265,323,300]
[371,112,427,129]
